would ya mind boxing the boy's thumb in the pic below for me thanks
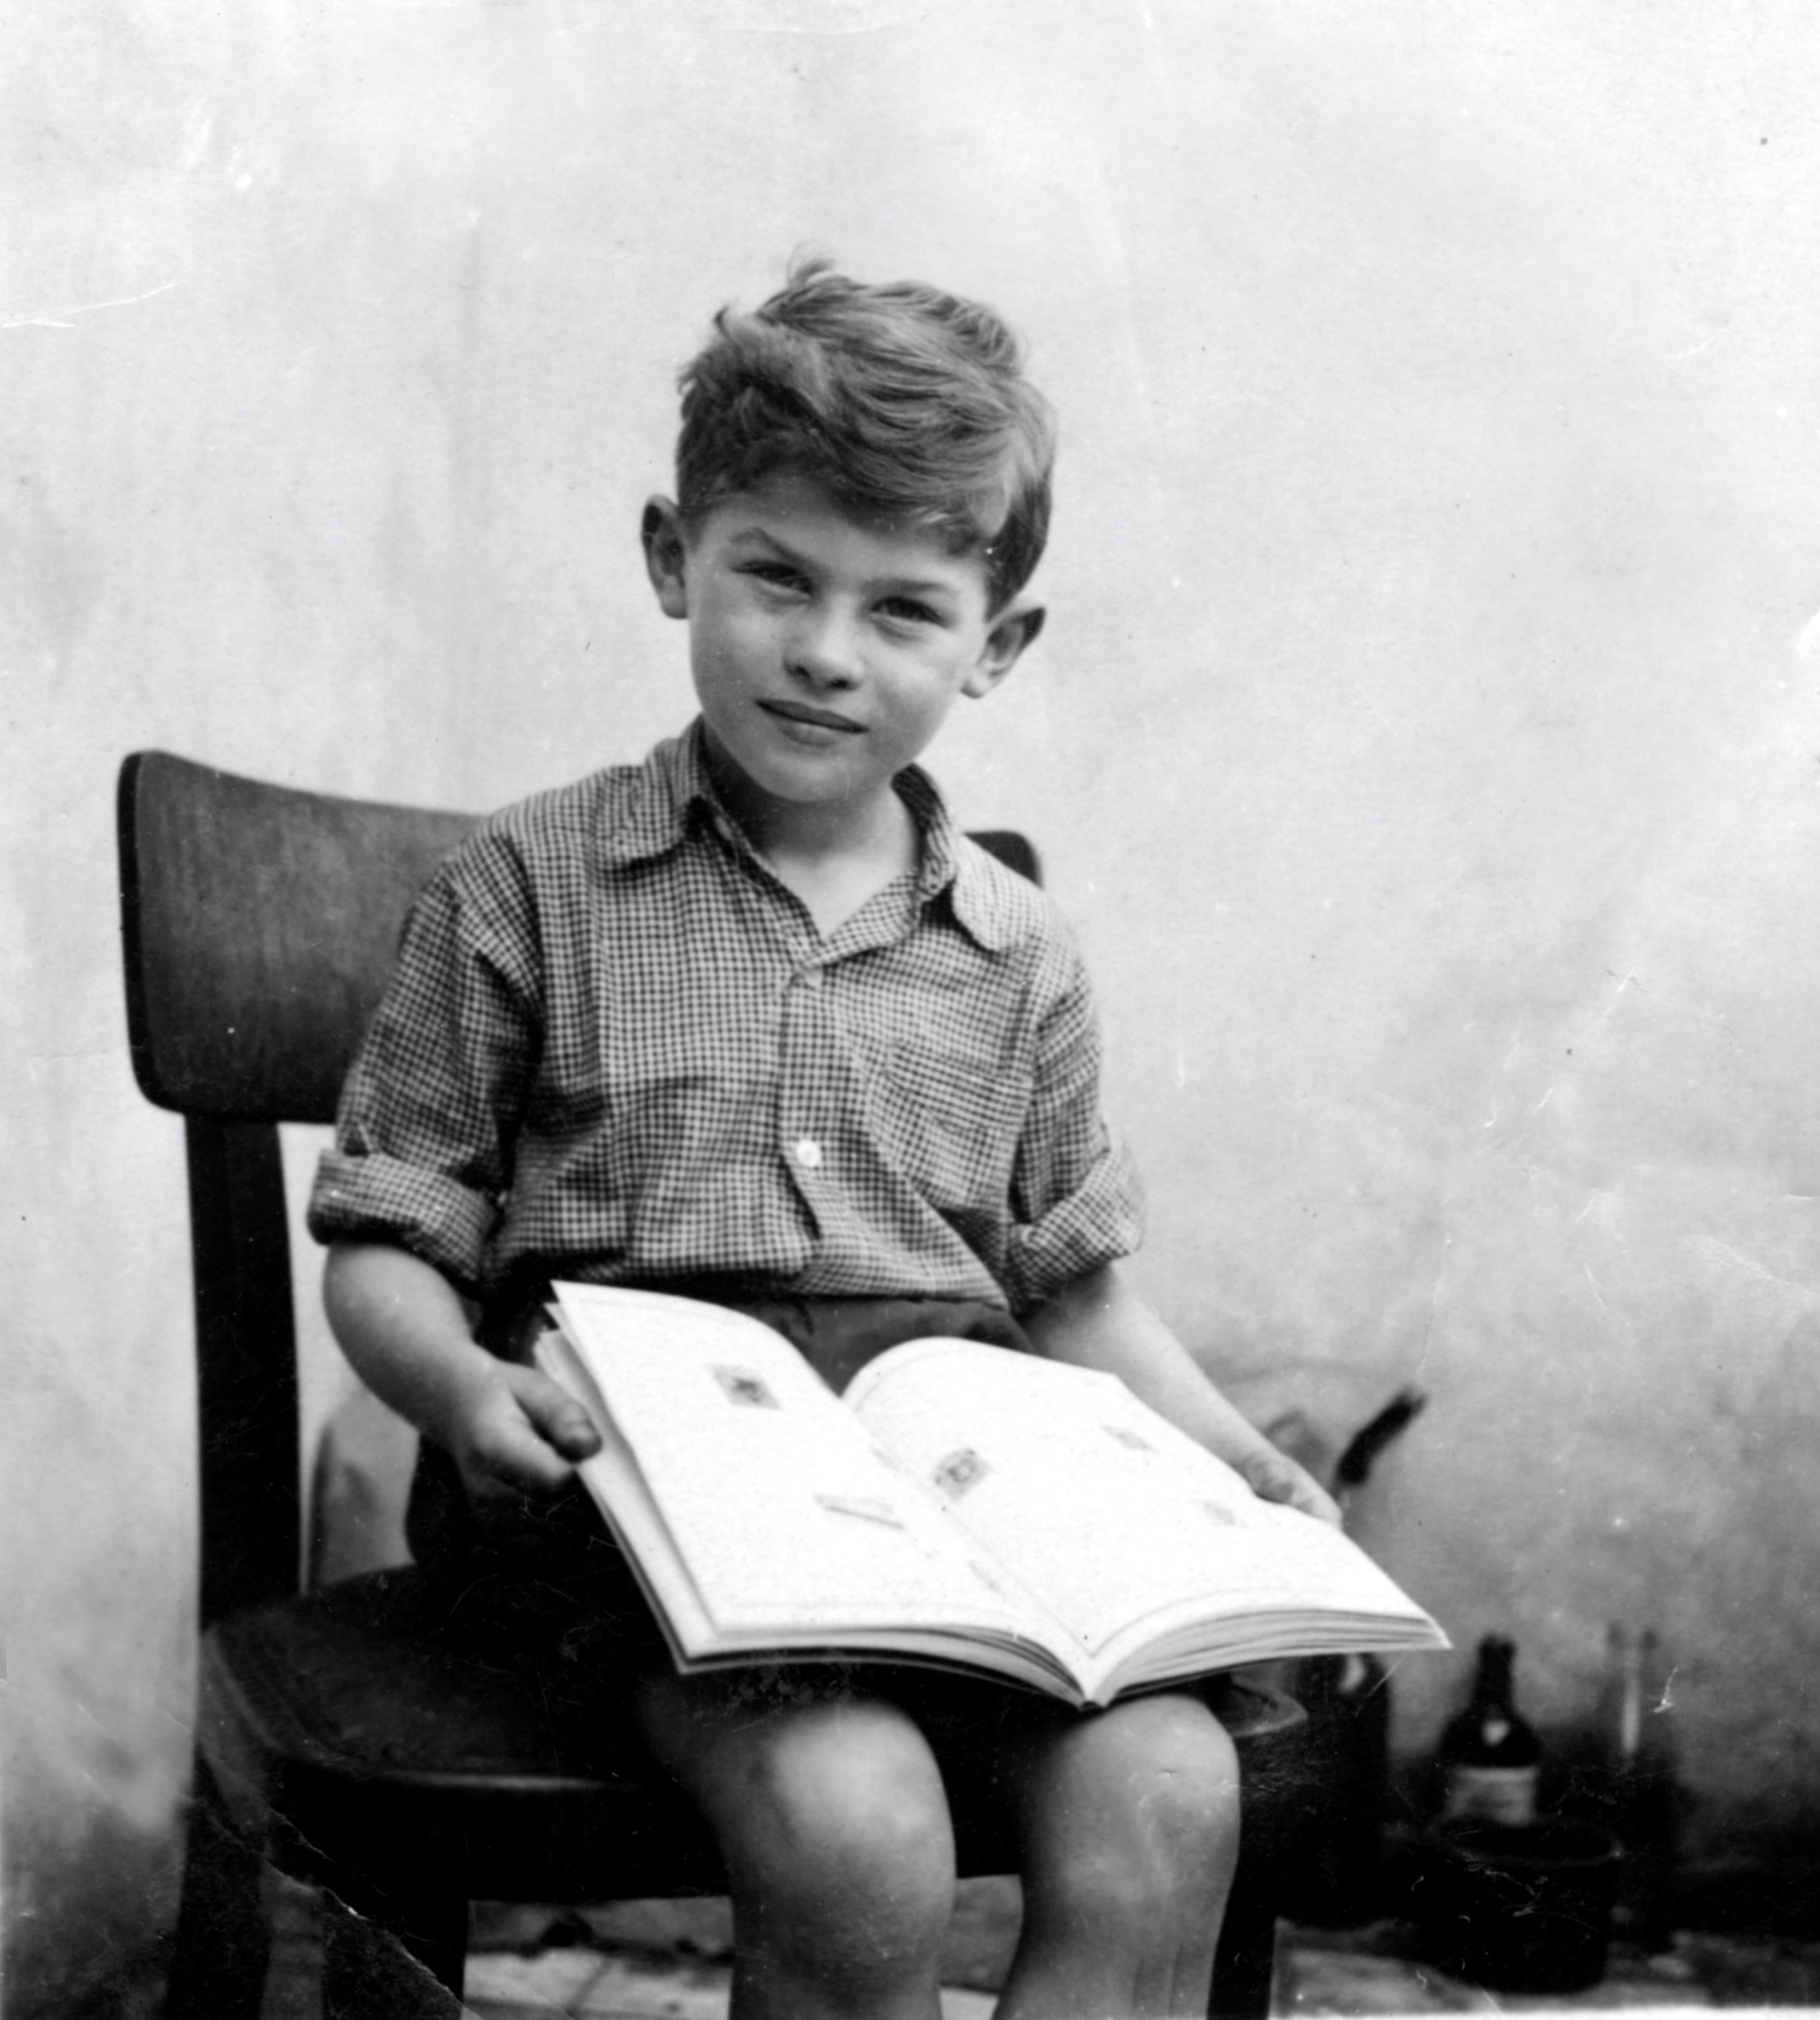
[508,1365,604,1460]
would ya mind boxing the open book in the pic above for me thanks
[538,1283,1447,1709]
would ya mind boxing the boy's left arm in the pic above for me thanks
[1024,1261,1342,1525]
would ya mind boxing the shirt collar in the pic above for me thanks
[595,722,722,868]
[599,719,1026,952]
[894,764,1023,952]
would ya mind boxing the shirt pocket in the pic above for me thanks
[866,1041,1033,1214]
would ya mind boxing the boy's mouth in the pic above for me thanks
[761,700,864,735]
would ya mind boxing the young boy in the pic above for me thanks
[308,259,1335,2020]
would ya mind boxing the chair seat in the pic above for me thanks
[214,1568,630,1786]
[208,1567,1306,1911]
[207,1568,724,1905]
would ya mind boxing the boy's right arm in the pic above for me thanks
[324,1241,600,1499]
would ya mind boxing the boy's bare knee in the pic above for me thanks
[1101,1698,1240,1887]
[645,1678,955,1984]
[1022,1695,1241,1928]
[751,1703,950,1877]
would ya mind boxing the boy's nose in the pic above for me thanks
[786,608,864,687]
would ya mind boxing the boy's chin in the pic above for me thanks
[747,764,882,813]
[712,737,876,807]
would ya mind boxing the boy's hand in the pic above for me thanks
[1231,1444,1343,1527]
[445,1360,603,1501]
[324,1243,603,1499]
[1024,1262,1347,1526]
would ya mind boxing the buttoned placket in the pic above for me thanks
[781,959,830,1182]
[694,788,939,1228]
[767,875,925,1217]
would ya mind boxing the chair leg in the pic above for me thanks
[316,1866,471,2009]
[1208,1862,1280,2020]
[162,1754,271,2020]
[394,1887,471,1997]
[273,1772,471,2001]
[319,1884,467,2019]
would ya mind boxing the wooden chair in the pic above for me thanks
[117,749,1308,2018]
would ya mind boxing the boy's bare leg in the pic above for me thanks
[637,1668,955,2020]
[996,1691,1240,2020]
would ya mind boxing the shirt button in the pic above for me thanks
[795,966,823,989]
[792,1136,824,1171]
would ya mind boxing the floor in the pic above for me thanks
[441,1889,1820,2020]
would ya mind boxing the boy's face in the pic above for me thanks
[642,471,1041,831]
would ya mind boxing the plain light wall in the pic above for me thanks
[7,1,1820,2005]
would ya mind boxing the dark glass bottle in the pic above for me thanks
[1441,1634,1542,1826]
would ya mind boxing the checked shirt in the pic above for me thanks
[307,723,1142,1315]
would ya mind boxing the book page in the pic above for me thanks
[847,1338,1443,1668]
[547,1286,1052,1658]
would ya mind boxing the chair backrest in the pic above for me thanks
[119,753,486,1621]
[117,750,1039,1623]
[120,752,481,1123]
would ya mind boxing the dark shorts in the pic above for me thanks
[407,1284,1070,1788]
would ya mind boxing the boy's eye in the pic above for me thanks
[878,596,943,627]
[742,562,809,593]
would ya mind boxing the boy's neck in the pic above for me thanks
[705,747,918,937]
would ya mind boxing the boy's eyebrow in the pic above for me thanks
[726,526,963,602]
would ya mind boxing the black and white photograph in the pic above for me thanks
[6,4,1820,2017]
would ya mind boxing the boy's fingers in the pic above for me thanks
[1241,1448,1344,1527]
[460,1414,576,1498]
[502,1363,604,1460]
[453,1366,600,1499]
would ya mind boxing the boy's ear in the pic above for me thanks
[642,497,691,620]
[962,601,1045,700]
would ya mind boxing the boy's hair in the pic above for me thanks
[675,257,1055,612]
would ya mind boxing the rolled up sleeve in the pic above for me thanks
[306,837,542,1297]
[1000,949,1144,1312]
